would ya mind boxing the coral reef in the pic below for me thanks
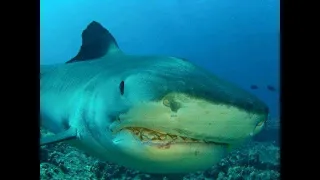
[253,119,280,145]
[40,129,280,180]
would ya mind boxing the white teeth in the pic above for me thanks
[159,134,166,140]
[177,136,184,141]
[171,135,178,140]
[141,134,149,140]
[124,127,203,143]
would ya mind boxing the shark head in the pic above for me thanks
[99,56,268,173]
[41,21,268,173]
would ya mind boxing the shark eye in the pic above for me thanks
[119,81,125,95]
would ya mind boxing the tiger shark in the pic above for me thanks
[40,21,268,173]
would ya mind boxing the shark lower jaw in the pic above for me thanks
[111,127,228,173]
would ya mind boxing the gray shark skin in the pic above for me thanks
[40,21,269,173]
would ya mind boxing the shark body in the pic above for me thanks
[40,21,268,173]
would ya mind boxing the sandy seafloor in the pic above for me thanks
[40,129,280,180]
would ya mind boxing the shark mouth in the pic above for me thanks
[119,127,227,146]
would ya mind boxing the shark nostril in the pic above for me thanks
[162,97,180,112]
[163,99,170,107]
[169,101,180,112]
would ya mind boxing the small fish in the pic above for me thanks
[267,85,276,91]
[250,85,258,90]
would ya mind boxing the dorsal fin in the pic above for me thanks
[66,21,121,64]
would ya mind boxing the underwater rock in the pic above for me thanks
[40,129,280,180]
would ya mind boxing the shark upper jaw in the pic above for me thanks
[108,107,225,147]
[109,92,267,148]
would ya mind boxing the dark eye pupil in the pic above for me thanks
[119,81,124,95]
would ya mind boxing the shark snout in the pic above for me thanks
[158,92,269,144]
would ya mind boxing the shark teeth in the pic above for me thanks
[124,127,210,144]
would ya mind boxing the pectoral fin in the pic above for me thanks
[40,128,77,146]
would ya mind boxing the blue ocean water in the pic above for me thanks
[40,0,280,179]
